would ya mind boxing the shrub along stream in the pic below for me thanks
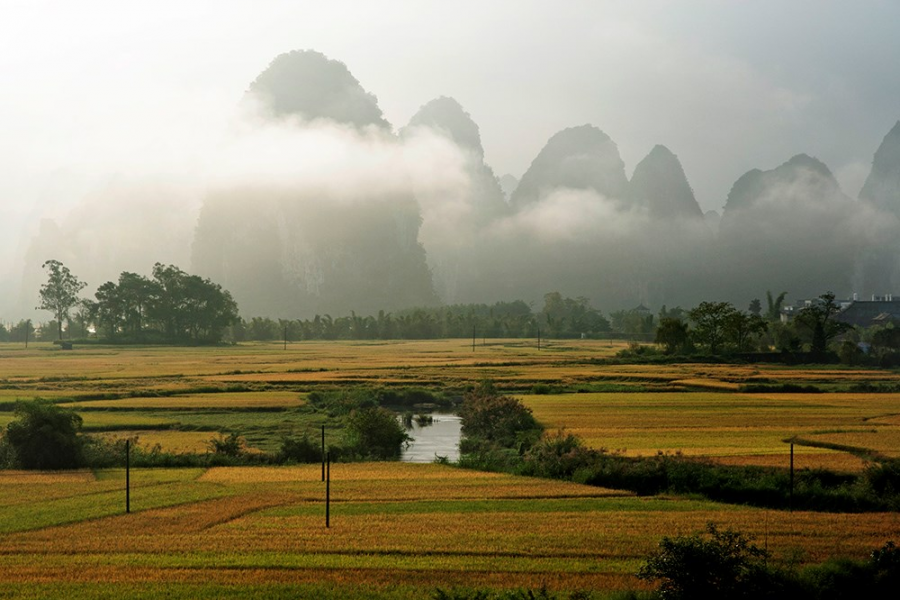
[456,383,900,513]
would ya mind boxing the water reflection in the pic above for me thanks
[401,413,461,463]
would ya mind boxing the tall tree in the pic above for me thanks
[689,301,737,355]
[765,291,788,322]
[724,311,768,352]
[656,317,690,354]
[37,260,86,341]
[748,299,762,316]
[795,291,852,356]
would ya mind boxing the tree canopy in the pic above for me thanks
[1,400,84,470]
[37,260,86,340]
[688,301,735,355]
[795,291,852,356]
[89,264,239,344]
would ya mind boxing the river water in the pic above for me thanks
[401,413,461,463]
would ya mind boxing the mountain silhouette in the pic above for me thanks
[629,145,704,220]
[246,49,390,129]
[510,125,629,209]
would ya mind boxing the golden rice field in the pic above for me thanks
[519,391,900,470]
[1,339,898,463]
[65,391,306,410]
[1,340,900,597]
[97,430,222,455]
[0,463,897,599]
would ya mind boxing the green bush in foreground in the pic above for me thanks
[0,399,85,469]
[638,523,785,599]
[638,524,900,600]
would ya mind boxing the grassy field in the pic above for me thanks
[2,339,898,462]
[0,463,897,599]
[519,391,900,470]
[1,339,899,597]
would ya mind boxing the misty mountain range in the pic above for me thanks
[10,50,900,320]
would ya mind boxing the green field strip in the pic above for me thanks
[256,496,732,518]
[0,583,443,600]
[0,480,232,534]
[0,551,642,575]
[0,469,202,509]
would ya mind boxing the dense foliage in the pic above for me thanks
[639,523,778,599]
[231,293,610,341]
[638,525,900,600]
[37,259,87,341]
[342,406,411,460]
[90,263,239,344]
[0,400,85,469]
[457,382,543,471]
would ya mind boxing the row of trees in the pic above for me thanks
[91,264,239,344]
[30,260,239,344]
[654,292,850,357]
[5,262,863,354]
[0,320,36,343]
[231,293,611,341]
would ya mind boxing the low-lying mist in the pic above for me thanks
[4,50,900,323]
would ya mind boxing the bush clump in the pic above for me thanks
[278,431,323,463]
[638,525,900,600]
[342,406,410,460]
[638,523,785,599]
[0,399,85,470]
[457,381,542,471]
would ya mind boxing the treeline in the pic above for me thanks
[602,291,890,365]
[9,261,240,345]
[234,292,611,341]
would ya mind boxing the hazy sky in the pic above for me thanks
[2,0,899,286]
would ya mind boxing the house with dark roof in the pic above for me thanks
[836,300,900,328]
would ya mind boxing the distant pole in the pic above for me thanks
[283,326,287,351]
[125,439,131,514]
[25,321,29,349]
[472,325,476,352]
[325,451,331,528]
[789,443,794,512]
[537,327,541,351]
[321,425,326,482]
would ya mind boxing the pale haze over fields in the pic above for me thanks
[2,1,900,319]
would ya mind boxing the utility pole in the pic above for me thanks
[325,451,331,528]
[125,439,131,514]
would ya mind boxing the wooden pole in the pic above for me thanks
[283,326,287,351]
[325,451,331,528]
[321,425,326,482]
[537,327,541,351]
[126,439,131,514]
